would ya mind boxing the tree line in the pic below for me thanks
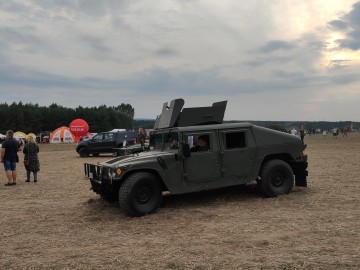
[0,102,135,134]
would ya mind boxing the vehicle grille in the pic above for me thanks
[84,163,111,182]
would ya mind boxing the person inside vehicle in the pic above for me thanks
[170,139,179,149]
[190,135,209,152]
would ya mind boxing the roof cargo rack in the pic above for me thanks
[154,99,227,129]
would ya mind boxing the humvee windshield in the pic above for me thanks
[150,131,179,151]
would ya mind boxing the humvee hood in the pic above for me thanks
[252,125,302,146]
[101,151,174,167]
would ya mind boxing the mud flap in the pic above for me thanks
[295,170,308,187]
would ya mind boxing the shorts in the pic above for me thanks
[3,160,16,171]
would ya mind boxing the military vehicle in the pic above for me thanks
[84,99,308,217]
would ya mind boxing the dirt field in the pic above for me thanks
[1,133,359,270]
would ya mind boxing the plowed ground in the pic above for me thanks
[1,133,359,269]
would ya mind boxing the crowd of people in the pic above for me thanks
[0,130,40,186]
[290,127,352,143]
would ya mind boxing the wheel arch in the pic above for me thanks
[259,153,294,175]
[121,169,169,192]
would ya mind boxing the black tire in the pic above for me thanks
[119,172,162,217]
[79,148,89,157]
[259,160,294,197]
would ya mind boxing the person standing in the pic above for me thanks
[1,130,20,186]
[136,127,146,148]
[300,129,305,144]
[23,135,40,182]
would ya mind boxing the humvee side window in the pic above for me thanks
[225,132,246,149]
[184,134,211,152]
[164,132,179,150]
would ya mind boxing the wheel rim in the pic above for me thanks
[271,171,286,187]
[136,185,153,205]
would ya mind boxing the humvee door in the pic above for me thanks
[182,131,221,182]
[219,129,256,181]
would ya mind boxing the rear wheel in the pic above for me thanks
[119,172,162,217]
[259,159,294,197]
[79,148,89,157]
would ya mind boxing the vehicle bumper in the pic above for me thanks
[84,163,114,194]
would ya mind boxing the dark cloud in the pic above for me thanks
[0,64,318,96]
[244,55,294,67]
[346,2,360,27]
[154,48,178,57]
[337,36,360,50]
[79,36,113,58]
[272,70,305,79]
[328,20,348,30]
[331,1,360,50]
[0,26,41,46]
[330,72,360,85]
[259,40,297,53]
[0,1,29,13]
[31,0,130,17]
[327,59,351,70]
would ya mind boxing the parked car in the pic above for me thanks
[76,130,135,157]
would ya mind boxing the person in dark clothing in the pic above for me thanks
[300,129,305,144]
[136,127,146,148]
[1,130,20,186]
[190,135,210,152]
[23,135,40,182]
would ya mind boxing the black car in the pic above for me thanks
[76,131,135,157]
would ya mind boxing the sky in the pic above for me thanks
[0,0,360,121]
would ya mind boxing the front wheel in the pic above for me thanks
[259,160,294,197]
[119,172,162,217]
[79,148,89,157]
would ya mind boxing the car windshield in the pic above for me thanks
[150,131,179,151]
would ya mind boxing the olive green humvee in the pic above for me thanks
[84,99,308,217]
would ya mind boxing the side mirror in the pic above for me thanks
[179,142,191,159]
